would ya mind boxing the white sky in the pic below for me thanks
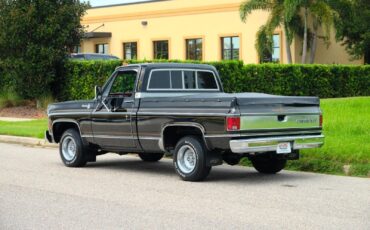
[84,0,151,7]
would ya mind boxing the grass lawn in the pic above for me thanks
[0,119,47,139]
[0,97,369,177]
[286,97,370,177]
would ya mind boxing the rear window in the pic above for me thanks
[184,71,196,89]
[147,69,218,91]
[148,70,171,89]
[171,71,183,89]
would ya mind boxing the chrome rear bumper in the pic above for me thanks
[230,135,324,154]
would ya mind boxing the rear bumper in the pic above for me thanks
[230,135,324,154]
[45,131,54,143]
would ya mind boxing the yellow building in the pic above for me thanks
[80,0,363,64]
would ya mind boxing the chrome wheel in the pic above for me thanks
[177,144,197,174]
[62,136,77,161]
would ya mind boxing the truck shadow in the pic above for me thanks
[85,156,314,183]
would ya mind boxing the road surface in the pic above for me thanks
[0,143,369,229]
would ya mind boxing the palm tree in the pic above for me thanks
[285,0,335,63]
[240,0,301,64]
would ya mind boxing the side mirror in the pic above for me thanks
[95,86,102,100]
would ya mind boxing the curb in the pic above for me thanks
[0,135,58,148]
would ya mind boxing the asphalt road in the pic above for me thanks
[0,143,369,230]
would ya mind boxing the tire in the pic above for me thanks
[59,128,88,167]
[251,157,287,174]
[138,152,164,162]
[173,136,211,181]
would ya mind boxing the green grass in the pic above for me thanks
[0,97,369,177]
[285,97,370,177]
[0,119,47,139]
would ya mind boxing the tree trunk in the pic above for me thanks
[309,32,318,64]
[301,7,308,64]
[284,23,292,64]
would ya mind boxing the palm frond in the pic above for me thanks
[240,0,274,22]
[255,25,273,58]
[309,0,336,43]
[284,0,305,21]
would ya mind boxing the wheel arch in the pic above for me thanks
[52,119,82,143]
[159,122,212,152]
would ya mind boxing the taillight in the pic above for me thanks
[226,117,240,131]
[319,114,323,127]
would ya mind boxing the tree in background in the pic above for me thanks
[330,0,370,64]
[240,0,336,64]
[285,0,336,63]
[240,0,303,64]
[0,0,89,100]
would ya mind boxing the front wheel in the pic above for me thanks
[59,128,88,167]
[173,136,211,181]
[251,157,287,174]
[138,152,164,162]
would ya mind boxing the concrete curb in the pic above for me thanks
[0,135,58,148]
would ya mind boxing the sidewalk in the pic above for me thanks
[0,135,57,148]
[0,117,36,122]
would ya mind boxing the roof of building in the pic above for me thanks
[91,0,170,9]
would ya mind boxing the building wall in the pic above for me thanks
[81,0,362,65]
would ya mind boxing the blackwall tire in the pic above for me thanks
[251,158,287,174]
[173,136,211,181]
[59,128,88,167]
[138,152,164,162]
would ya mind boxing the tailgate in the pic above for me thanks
[235,93,321,131]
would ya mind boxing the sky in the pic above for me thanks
[84,0,151,7]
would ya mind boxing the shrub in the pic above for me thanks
[59,59,369,101]
[58,60,122,101]
[0,90,23,109]
[128,60,370,98]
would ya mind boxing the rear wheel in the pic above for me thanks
[59,129,88,167]
[251,157,287,174]
[173,136,211,181]
[138,152,164,162]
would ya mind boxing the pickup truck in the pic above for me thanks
[46,63,324,181]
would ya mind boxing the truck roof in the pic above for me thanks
[119,63,217,71]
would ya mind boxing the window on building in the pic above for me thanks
[95,43,109,54]
[153,40,169,59]
[73,45,81,53]
[261,34,281,63]
[123,42,137,60]
[186,38,203,60]
[221,36,240,60]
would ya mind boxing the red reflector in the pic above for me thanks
[320,114,323,127]
[226,117,240,131]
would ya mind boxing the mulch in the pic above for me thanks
[0,106,46,119]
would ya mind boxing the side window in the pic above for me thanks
[148,71,170,89]
[109,70,137,97]
[184,71,196,89]
[197,71,218,89]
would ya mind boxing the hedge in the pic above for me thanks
[129,60,370,98]
[57,60,369,101]
[57,60,122,101]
